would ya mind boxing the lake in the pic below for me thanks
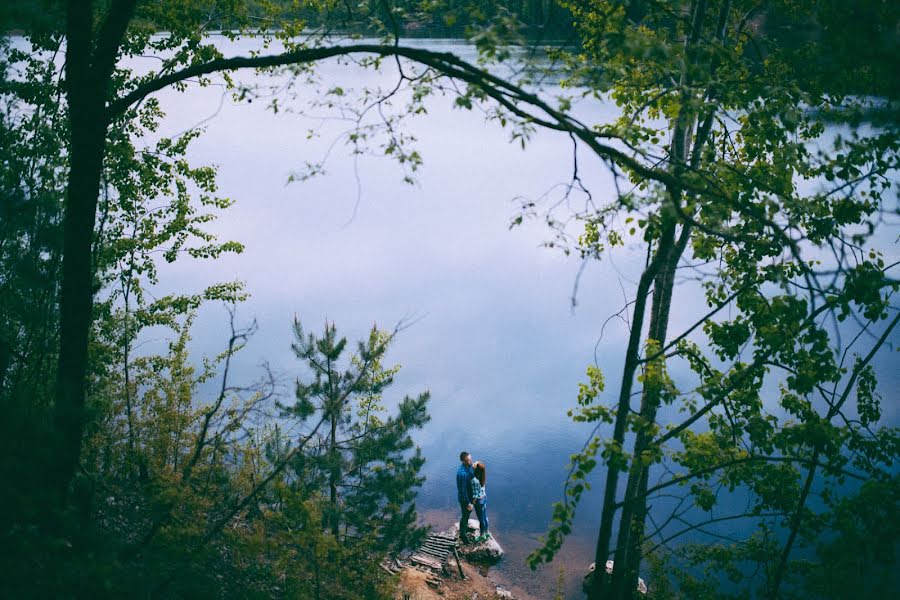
[134,36,899,598]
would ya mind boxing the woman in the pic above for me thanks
[471,461,491,542]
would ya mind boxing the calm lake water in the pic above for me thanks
[128,37,898,598]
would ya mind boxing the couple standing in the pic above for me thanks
[456,451,490,544]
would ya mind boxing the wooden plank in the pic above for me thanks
[423,541,455,551]
[421,541,448,551]
[452,547,465,580]
[410,553,443,571]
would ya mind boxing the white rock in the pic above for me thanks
[583,561,647,595]
[443,519,504,564]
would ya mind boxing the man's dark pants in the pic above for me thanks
[459,502,472,541]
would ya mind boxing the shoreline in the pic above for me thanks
[416,508,592,599]
[395,558,543,600]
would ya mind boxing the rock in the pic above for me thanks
[445,518,479,539]
[494,585,515,599]
[460,535,504,564]
[583,561,647,595]
[443,519,504,564]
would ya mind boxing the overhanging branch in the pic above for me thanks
[107,43,681,190]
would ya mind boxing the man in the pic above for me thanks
[456,451,475,543]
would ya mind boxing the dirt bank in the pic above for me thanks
[394,557,546,600]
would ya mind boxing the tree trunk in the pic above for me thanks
[53,0,136,502]
[604,1,721,595]
[329,408,339,536]
[615,3,733,594]
[589,213,676,599]
[52,0,106,502]
[611,221,690,599]
[528,0,544,25]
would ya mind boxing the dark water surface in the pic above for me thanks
[133,37,899,598]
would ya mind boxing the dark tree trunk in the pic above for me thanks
[590,213,676,599]
[330,409,340,536]
[52,0,105,502]
[53,0,136,502]
[528,0,544,24]
[602,2,720,596]
[612,3,731,594]
[611,221,690,599]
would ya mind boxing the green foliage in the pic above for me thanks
[799,476,900,599]
[521,1,900,596]
[1,3,441,596]
[279,320,430,557]
[646,475,900,599]
[11,311,288,597]
[0,20,247,535]
[2,1,897,597]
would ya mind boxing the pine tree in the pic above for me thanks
[279,320,430,556]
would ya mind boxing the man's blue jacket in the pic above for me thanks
[456,464,474,505]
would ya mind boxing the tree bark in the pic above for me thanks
[589,212,676,599]
[329,408,339,536]
[611,222,690,599]
[606,1,731,595]
[53,0,106,502]
[50,0,158,502]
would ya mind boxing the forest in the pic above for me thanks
[1,1,898,599]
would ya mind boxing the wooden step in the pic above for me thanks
[410,553,444,571]
[422,541,452,552]
[418,548,447,560]
[425,538,456,548]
